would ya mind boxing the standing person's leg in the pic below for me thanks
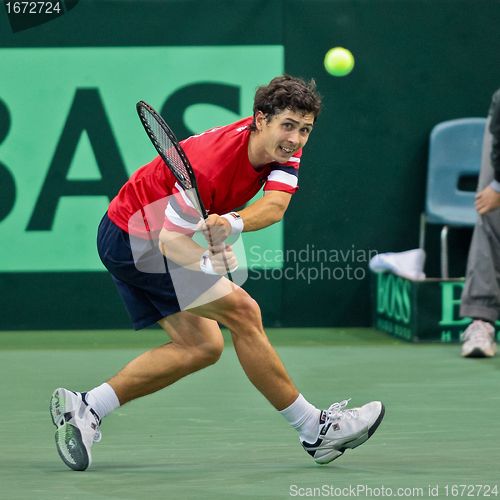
[461,114,500,357]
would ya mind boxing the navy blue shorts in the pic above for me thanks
[97,213,220,330]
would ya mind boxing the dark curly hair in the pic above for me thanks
[250,75,322,131]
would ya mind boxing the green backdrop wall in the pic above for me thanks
[1,0,500,329]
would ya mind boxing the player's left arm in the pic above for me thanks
[237,190,291,231]
[202,152,300,247]
[200,191,291,249]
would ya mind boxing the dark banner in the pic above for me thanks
[1,1,500,329]
[372,272,500,343]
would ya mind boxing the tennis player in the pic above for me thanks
[50,75,385,471]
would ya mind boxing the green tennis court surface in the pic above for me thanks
[1,329,499,500]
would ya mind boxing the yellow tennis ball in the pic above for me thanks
[324,47,355,77]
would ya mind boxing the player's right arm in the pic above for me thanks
[158,228,204,270]
[158,181,237,275]
[158,228,237,275]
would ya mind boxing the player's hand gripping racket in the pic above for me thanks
[136,100,234,279]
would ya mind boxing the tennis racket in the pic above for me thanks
[136,100,233,278]
[136,100,207,218]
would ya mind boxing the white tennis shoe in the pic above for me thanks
[50,388,102,471]
[461,320,497,358]
[301,399,385,464]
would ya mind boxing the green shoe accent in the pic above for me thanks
[55,423,89,471]
[50,389,65,426]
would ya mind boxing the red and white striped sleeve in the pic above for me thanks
[263,150,301,194]
[163,182,203,236]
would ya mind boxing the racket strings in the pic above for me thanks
[142,111,193,190]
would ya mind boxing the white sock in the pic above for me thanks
[279,394,321,443]
[84,383,120,420]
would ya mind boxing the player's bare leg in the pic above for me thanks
[107,312,224,404]
[188,283,299,410]
[50,312,224,471]
[51,282,384,470]
[188,281,385,464]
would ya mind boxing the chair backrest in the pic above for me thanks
[425,117,486,226]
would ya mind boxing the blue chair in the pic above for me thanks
[419,117,486,278]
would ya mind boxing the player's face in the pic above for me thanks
[255,109,315,163]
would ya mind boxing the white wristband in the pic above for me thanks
[199,250,238,275]
[200,251,218,275]
[221,212,244,244]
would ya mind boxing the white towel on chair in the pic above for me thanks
[369,249,426,280]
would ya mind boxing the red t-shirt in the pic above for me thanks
[108,117,302,235]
